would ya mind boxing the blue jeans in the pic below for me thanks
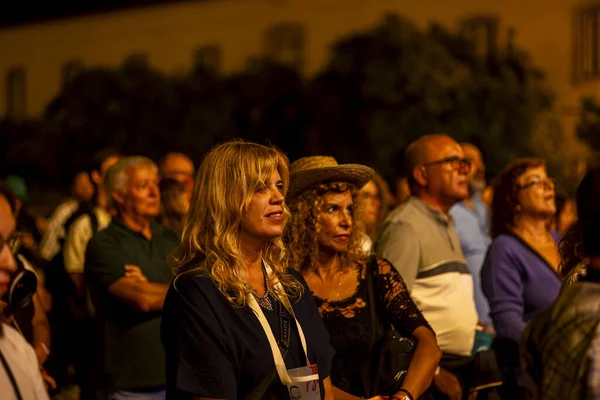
[108,388,166,400]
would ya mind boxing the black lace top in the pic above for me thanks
[313,257,431,396]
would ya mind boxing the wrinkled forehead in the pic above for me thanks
[424,138,463,163]
[128,164,159,183]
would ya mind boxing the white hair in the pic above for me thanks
[105,156,158,209]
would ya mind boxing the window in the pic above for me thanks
[263,22,305,72]
[193,45,221,72]
[577,7,600,81]
[6,67,26,119]
[62,60,84,85]
[459,16,500,57]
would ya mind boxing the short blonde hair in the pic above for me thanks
[174,140,303,307]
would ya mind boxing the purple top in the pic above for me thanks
[481,232,561,344]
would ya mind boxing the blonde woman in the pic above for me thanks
[161,141,335,400]
[285,156,440,400]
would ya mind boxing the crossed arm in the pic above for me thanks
[107,265,169,312]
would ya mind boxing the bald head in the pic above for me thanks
[160,152,195,183]
[405,134,457,185]
[403,134,469,210]
[459,143,483,162]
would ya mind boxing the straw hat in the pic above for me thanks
[288,156,375,198]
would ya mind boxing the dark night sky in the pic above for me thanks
[0,1,204,28]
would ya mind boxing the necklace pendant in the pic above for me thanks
[254,292,273,311]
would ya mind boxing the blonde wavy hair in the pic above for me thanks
[174,140,303,307]
[285,181,368,273]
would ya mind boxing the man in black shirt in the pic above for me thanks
[85,157,179,399]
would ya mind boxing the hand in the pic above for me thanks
[477,321,495,335]
[433,368,462,400]
[40,368,57,391]
[124,265,148,282]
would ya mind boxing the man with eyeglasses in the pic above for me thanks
[375,135,483,400]
[0,188,49,399]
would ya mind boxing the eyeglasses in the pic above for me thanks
[517,177,555,191]
[423,156,471,171]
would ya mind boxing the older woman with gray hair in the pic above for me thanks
[85,155,180,400]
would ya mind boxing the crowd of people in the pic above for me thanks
[0,134,596,400]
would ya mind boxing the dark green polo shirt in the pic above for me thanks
[85,219,179,392]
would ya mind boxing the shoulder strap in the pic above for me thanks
[89,210,99,233]
[247,261,316,386]
[245,273,298,399]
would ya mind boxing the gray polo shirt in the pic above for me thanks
[374,196,478,356]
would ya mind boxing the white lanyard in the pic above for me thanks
[247,262,318,385]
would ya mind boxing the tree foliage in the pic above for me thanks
[1,12,580,195]
[577,97,600,152]
[312,14,557,181]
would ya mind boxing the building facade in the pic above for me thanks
[1,0,599,138]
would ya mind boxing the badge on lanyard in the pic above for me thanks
[287,364,321,400]
[247,261,321,400]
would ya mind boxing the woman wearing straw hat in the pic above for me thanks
[161,142,335,399]
[285,156,441,400]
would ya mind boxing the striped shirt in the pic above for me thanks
[375,196,478,356]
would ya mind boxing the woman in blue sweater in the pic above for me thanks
[481,158,561,399]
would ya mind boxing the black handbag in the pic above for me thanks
[361,256,415,397]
